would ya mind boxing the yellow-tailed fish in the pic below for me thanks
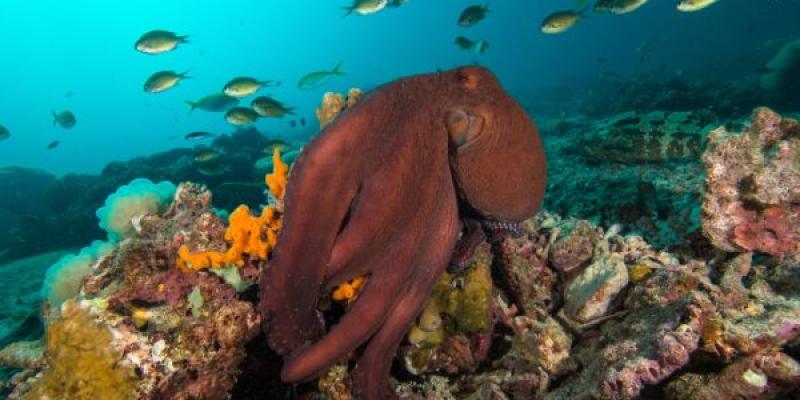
[223,77,280,98]
[342,0,388,16]
[224,107,259,126]
[611,0,649,14]
[251,96,295,118]
[134,30,189,54]
[297,62,347,90]
[144,70,190,93]
[677,0,720,12]
[541,11,584,34]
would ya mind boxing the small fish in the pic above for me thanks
[186,94,239,113]
[52,110,76,129]
[47,140,60,150]
[193,148,219,163]
[198,164,226,177]
[223,77,280,98]
[342,0,388,16]
[541,11,583,34]
[65,91,73,98]
[458,5,489,27]
[290,120,297,128]
[0,125,9,141]
[251,96,295,118]
[676,0,719,12]
[225,107,259,126]
[298,62,347,90]
[300,117,306,127]
[593,0,616,12]
[454,36,489,54]
[611,0,649,14]
[144,70,190,93]
[455,36,474,50]
[134,30,189,55]
[184,131,215,140]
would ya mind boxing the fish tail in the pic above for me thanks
[179,70,192,79]
[332,61,347,76]
[261,80,281,87]
[286,107,296,115]
[341,6,354,17]
[185,101,197,114]
[178,34,191,43]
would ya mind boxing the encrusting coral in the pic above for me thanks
[176,147,286,271]
[702,107,800,259]
[22,300,139,400]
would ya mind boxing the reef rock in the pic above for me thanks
[702,107,800,259]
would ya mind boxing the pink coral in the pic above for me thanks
[732,206,800,256]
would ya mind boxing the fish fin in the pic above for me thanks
[179,70,192,79]
[185,101,197,114]
[178,34,191,43]
[341,6,354,17]
[286,107,296,115]
[332,61,347,76]
[261,80,281,87]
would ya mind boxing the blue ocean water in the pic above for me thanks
[1,1,800,397]
[0,0,797,174]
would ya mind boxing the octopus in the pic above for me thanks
[258,66,547,399]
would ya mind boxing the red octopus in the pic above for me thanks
[258,66,546,399]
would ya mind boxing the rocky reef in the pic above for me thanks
[2,106,799,399]
[0,127,308,264]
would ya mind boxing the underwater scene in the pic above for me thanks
[1,0,800,398]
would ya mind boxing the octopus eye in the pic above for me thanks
[446,108,485,148]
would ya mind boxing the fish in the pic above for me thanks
[290,120,297,128]
[185,94,239,113]
[593,0,616,12]
[52,110,76,129]
[198,164,226,177]
[193,148,219,163]
[676,0,719,12]
[611,0,649,14]
[342,0,388,16]
[224,107,259,126]
[298,62,347,90]
[541,11,584,34]
[134,30,189,54]
[223,77,280,98]
[184,131,215,140]
[300,117,306,127]
[46,140,60,150]
[251,96,295,118]
[458,5,489,27]
[454,36,489,54]
[144,70,190,93]
[0,125,9,141]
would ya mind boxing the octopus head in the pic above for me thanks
[440,66,547,222]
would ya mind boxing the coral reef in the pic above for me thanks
[702,107,800,259]
[0,127,303,264]
[1,150,290,399]
[96,178,176,242]
[542,109,709,247]
[315,88,362,128]
[40,240,113,309]
[4,105,800,400]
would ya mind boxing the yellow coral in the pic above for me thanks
[332,276,366,302]
[177,148,287,271]
[630,263,654,283]
[23,300,138,400]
